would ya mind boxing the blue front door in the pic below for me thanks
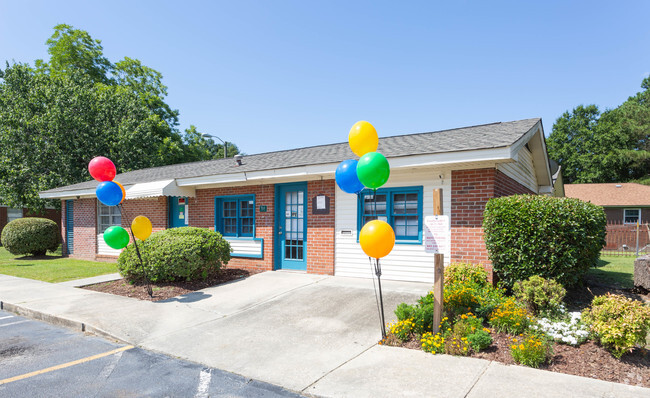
[275,183,307,270]
[65,200,74,255]
[169,197,188,228]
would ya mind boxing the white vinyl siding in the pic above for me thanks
[497,146,538,193]
[335,168,451,283]
[225,238,263,258]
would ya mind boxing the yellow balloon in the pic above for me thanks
[131,216,153,241]
[359,220,395,259]
[114,181,126,203]
[348,121,378,157]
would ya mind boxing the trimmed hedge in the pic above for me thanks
[0,217,60,256]
[483,194,606,289]
[117,227,231,283]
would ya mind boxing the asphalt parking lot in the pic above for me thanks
[0,310,304,397]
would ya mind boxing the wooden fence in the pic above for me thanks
[602,221,650,256]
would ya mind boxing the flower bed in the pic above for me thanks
[381,263,650,387]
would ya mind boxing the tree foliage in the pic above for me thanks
[0,25,239,211]
[547,77,650,184]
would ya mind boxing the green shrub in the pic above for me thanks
[0,217,60,256]
[513,276,566,317]
[509,332,553,368]
[118,227,231,283]
[483,195,606,289]
[468,329,493,351]
[581,294,650,358]
[444,262,489,287]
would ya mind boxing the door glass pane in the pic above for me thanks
[284,190,304,260]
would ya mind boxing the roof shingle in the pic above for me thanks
[564,183,650,206]
[42,118,540,194]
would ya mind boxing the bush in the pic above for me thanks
[483,195,606,289]
[467,329,493,351]
[0,217,60,256]
[118,227,231,283]
[581,293,650,358]
[513,276,566,316]
[488,298,532,335]
[532,307,589,346]
[444,262,489,287]
[388,318,415,341]
[509,332,553,368]
[421,332,445,354]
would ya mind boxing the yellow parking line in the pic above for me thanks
[0,345,134,385]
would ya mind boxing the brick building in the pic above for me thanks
[40,118,558,283]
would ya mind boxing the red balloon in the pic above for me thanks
[88,157,116,182]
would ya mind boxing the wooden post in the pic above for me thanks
[433,188,442,216]
[432,188,444,334]
[433,253,444,334]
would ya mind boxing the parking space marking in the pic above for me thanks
[0,315,14,320]
[0,320,29,328]
[0,345,135,385]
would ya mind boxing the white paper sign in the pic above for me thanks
[316,195,326,210]
[424,215,450,254]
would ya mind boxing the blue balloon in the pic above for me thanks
[335,159,365,194]
[96,181,123,206]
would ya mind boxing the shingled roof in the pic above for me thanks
[41,118,541,194]
[564,183,650,206]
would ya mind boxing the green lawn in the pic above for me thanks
[0,246,118,283]
[587,255,635,289]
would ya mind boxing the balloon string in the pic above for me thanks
[369,256,383,337]
[117,203,153,298]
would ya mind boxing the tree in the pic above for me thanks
[547,77,650,184]
[0,25,241,211]
[35,24,112,84]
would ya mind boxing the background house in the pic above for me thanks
[40,118,558,283]
[0,205,61,242]
[564,183,650,254]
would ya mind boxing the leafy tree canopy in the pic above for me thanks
[547,77,650,184]
[0,25,239,211]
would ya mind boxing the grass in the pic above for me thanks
[586,255,635,289]
[0,246,118,283]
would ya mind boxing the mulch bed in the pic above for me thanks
[82,268,261,301]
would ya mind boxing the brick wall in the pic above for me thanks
[121,197,168,234]
[306,179,335,275]
[451,168,535,279]
[192,184,276,273]
[71,198,98,259]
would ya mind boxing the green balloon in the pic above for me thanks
[356,152,390,189]
[103,226,130,250]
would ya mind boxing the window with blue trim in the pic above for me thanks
[358,187,423,242]
[215,195,255,237]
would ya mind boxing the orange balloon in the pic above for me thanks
[114,181,126,203]
[348,121,378,157]
[359,220,395,258]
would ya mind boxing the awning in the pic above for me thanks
[125,179,195,199]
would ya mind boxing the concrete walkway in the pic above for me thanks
[1,272,649,397]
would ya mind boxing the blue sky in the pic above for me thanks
[1,1,649,155]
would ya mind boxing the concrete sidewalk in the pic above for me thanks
[1,272,648,397]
